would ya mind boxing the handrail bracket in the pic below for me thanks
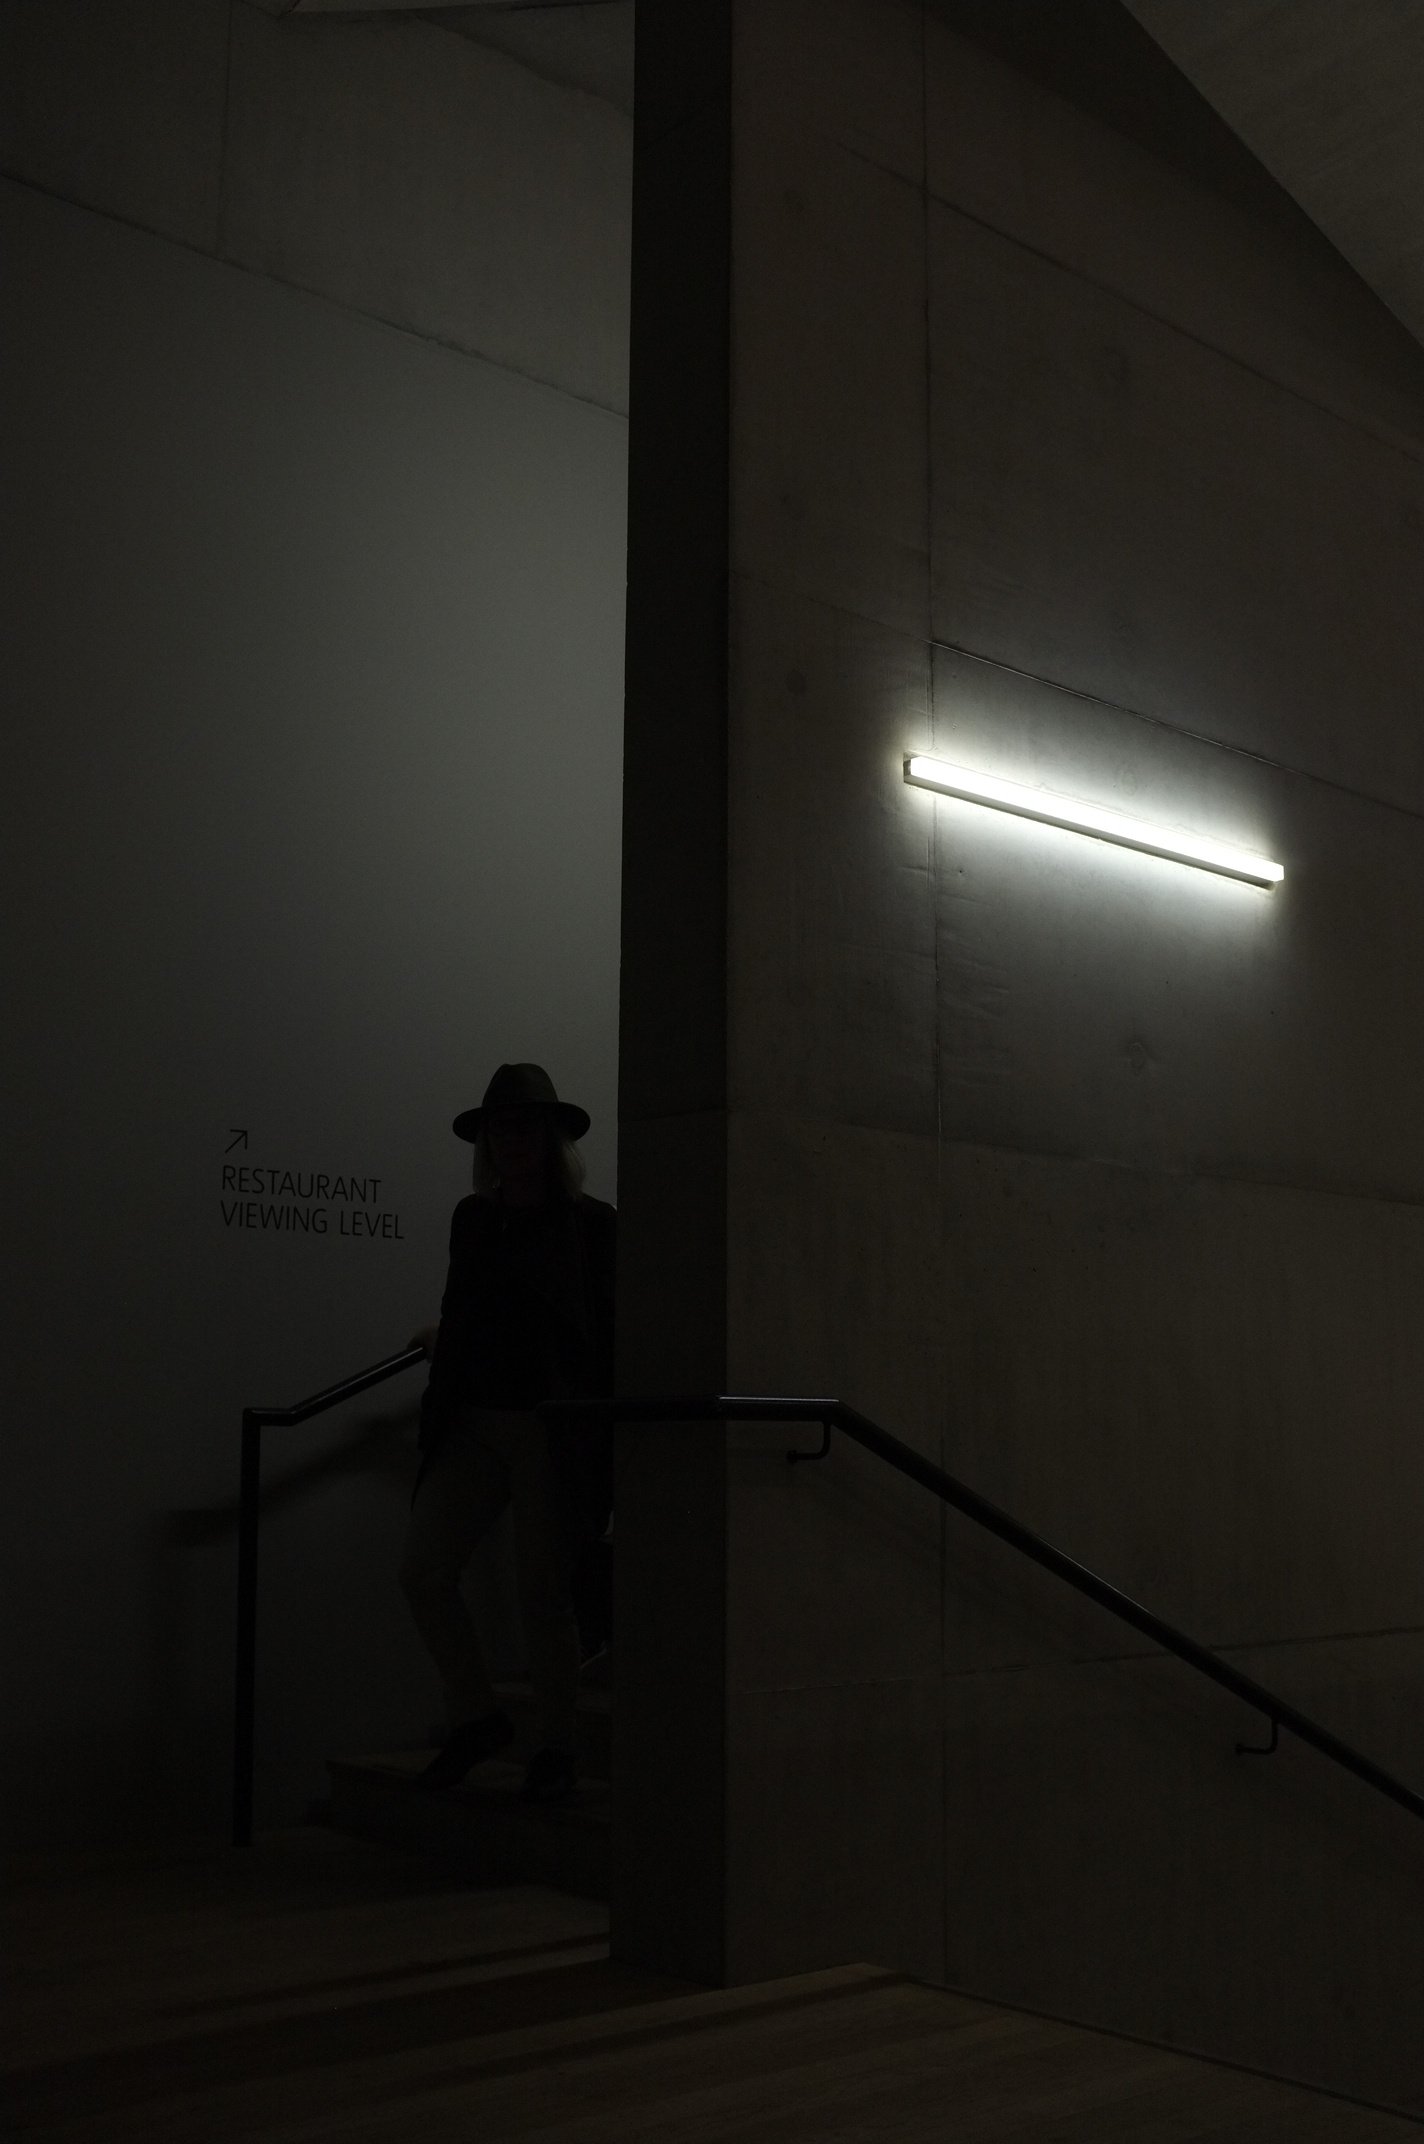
[788,1419,834,1466]
[1236,1716,1281,1759]
[234,1370,1424,1844]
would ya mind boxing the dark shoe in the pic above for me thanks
[419,1710,513,1789]
[520,1747,577,1802]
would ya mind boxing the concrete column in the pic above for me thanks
[612,0,733,1985]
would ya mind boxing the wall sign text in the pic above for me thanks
[219,1158,404,1240]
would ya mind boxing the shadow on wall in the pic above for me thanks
[4,1407,534,1851]
[166,1404,421,1548]
[132,1408,524,1840]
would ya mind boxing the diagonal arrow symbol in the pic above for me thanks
[225,1129,249,1154]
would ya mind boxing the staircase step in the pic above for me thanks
[16,1840,1419,2142]
[325,1754,609,1900]
[493,1680,611,1781]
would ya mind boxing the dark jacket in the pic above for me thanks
[418,1192,616,1457]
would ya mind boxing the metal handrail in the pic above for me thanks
[579,1397,1424,1824]
[234,1344,426,1846]
[233,1370,1424,1846]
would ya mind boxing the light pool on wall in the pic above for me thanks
[903,755,1283,889]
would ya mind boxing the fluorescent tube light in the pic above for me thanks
[904,756,1283,888]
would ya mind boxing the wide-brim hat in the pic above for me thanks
[452,1062,591,1144]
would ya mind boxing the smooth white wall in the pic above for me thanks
[1,6,629,1846]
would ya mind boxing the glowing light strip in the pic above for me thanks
[904,755,1283,888]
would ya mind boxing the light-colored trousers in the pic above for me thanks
[398,1406,579,1753]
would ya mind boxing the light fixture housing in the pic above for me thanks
[903,755,1283,888]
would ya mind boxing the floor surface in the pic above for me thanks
[4,1828,1418,2141]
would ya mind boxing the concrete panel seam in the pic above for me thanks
[926,1977,1424,2128]
[932,633,1424,831]
[938,1620,1424,1680]
[930,192,1424,470]
[209,261,633,419]
[763,125,927,201]
[1197,1622,1424,1660]
[921,11,953,1999]
[0,172,630,422]
[731,1672,945,1694]
[0,169,231,267]
[725,1103,1424,1218]
[932,1133,1424,1219]
[217,0,238,261]
[730,568,928,648]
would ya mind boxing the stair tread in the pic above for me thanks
[328,1753,609,1824]
[495,1678,611,1715]
[14,1839,1417,2142]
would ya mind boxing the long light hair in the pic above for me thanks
[472,1120,586,1203]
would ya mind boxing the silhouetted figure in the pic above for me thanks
[399,1064,614,1801]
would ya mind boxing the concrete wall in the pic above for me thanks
[0,0,631,410]
[614,0,733,1983]
[1,1,630,1845]
[618,0,1424,2108]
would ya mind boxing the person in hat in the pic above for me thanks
[398,1064,615,1801]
